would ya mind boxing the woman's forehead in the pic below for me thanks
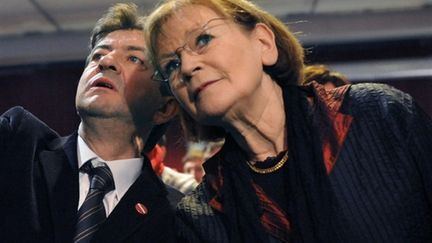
[165,4,223,29]
[157,6,222,50]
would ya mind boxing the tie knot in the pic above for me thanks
[82,161,115,192]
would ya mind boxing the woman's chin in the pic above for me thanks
[194,111,225,126]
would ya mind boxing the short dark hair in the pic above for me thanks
[86,3,168,152]
[90,3,145,49]
[85,3,145,64]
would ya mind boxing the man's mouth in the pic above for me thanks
[91,78,116,90]
[94,81,113,89]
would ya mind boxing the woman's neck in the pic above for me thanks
[223,80,287,162]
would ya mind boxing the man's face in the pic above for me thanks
[183,160,205,183]
[75,30,163,126]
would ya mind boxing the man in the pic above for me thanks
[181,140,223,183]
[0,3,180,243]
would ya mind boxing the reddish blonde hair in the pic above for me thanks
[145,0,305,141]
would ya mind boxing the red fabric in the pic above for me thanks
[208,164,224,212]
[253,183,291,242]
[146,144,165,176]
[207,164,291,242]
[310,83,353,173]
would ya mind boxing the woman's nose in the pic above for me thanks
[179,52,201,83]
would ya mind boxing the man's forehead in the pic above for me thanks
[95,29,146,50]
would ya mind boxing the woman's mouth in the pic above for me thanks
[193,79,219,101]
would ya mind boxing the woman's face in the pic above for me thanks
[156,5,276,125]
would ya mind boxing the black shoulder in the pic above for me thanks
[1,106,58,134]
[1,106,59,146]
[345,83,425,141]
[345,83,415,117]
[177,182,217,218]
[1,106,26,130]
[176,182,228,243]
[166,185,184,209]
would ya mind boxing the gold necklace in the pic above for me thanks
[246,151,289,174]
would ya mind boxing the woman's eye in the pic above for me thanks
[195,34,213,48]
[129,56,144,65]
[164,59,181,77]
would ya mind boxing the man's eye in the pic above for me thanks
[129,56,144,65]
[92,53,103,61]
[195,34,213,49]
[164,59,181,77]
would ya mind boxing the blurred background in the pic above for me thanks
[1,0,431,169]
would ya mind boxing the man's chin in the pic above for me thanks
[76,105,122,119]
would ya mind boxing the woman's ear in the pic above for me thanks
[253,23,278,66]
[152,97,179,125]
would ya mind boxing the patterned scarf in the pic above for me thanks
[204,83,353,242]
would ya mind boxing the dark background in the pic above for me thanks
[1,38,431,171]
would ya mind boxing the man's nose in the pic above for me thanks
[98,53,120,73]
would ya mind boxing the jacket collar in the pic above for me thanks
[39,133,177,243]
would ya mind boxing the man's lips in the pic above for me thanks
[193,79,219,100]
[89,77,117,91]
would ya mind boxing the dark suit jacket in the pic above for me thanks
[0,106,182,243]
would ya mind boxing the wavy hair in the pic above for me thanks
[144,0,305,141]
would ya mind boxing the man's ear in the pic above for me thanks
[253,23,278,66]
[153,97,179,125]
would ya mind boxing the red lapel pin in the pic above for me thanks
[135,203,148,215]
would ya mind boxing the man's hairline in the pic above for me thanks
[86,29,146,66]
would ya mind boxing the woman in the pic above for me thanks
[144,0,432,242]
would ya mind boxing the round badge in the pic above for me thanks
[135,203,148,215]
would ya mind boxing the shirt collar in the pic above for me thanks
[77,135,144,200]
[77,135,98,168]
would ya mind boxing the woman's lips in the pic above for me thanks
[194,79,219,100]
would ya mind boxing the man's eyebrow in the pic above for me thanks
[127,46,146,52]
[93,44,112,51]
[92,45,146,53]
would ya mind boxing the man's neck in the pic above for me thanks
[78,119,149,161]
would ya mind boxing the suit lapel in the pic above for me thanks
[39,133,79,243]
[94,159,170,242]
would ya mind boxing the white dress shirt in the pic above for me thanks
[76,135,143,216]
